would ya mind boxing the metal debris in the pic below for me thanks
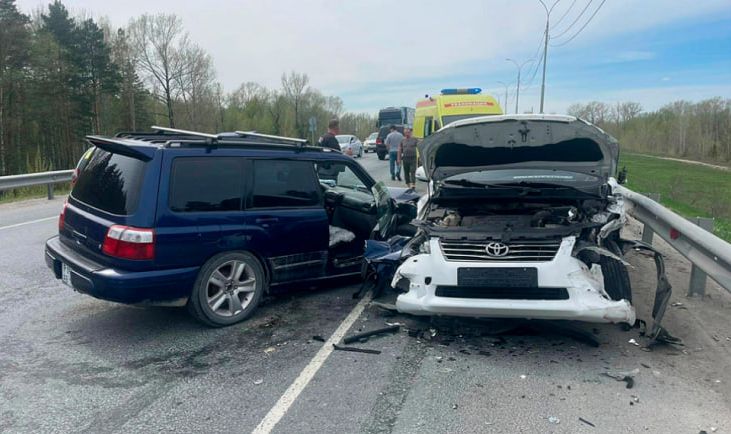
[343,325,400,344]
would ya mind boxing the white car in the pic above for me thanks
[336,134,363,158]
[389,114,671,326]
[363,132,378,153]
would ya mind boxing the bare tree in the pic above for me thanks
[174,43,215,129]
[129,13,191,127]
[281,71,309,136]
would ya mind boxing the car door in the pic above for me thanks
[245,159,329,283]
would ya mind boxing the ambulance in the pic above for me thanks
[413,88,502,139]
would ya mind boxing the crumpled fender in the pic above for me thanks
[619,239,681,345]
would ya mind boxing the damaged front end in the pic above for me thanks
[363,115,676,341]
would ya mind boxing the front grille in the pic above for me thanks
[440,240,560,262]
[435,286,569,300]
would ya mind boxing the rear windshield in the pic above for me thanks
[72,147,146,215]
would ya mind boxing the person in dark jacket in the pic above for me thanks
[319,118,341,151]
[398,128,419,189]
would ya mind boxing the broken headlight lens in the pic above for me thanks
[401,232,430,258]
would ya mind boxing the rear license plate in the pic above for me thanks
[457,267,538,288]
[61,263,72,287]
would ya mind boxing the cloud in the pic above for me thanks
[15,0,731,112]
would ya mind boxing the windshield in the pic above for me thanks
[336,135,351,144]
[367,132,378,140]
[443,169,601,187]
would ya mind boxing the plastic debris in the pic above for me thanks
[312,335,326,342]
[578,417,596,427]
[264,346,276,354]
[332,344,381,355]
[602,368,639,389]
[452,404,458,410]
[628,338,640,346]
[253,379,263,385]
[343,325,400,344]
[547,416,560,424]
[520,375,527,379]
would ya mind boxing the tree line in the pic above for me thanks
[567,99,731,163]
[0,0,376,178]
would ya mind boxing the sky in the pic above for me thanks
[15,0,731,115]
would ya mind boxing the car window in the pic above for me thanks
[315,162,368,192]
[251,160,320,208]
[336,135,350,144]
[169,157,244,212]
[72,147,146,215]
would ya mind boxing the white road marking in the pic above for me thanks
[252,292,373,434]
[0,216,56,231]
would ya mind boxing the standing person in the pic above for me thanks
[318,118,341,151]
[398,127,419,190]
[384,125,404,181]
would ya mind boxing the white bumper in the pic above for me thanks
[393,237,635,324]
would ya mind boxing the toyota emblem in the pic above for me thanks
[485,242,509,257]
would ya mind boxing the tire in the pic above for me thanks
[187,251,266,327]
[600,256,632,302]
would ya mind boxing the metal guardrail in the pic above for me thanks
[0,169,74,199]
[615,184,731,295]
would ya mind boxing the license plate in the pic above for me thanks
[457,267,538,288]
[61,263,72,287]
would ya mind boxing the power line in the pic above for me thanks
[550,0,606,47]
[552,0,577,28]
[550,0,593,39]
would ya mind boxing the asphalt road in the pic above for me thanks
[1,152,730,433]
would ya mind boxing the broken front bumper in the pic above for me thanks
[392,237,636,324]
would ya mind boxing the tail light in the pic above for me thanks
[376,138,383,145]
[58,202,68,232]
[70,168,79,187]
[102,225,155,260]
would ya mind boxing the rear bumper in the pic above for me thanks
[45,236,198,305]
[393,237,635,324]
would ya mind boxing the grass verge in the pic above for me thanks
[620,153,731,242]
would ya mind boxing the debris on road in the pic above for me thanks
[579,417,596,427]
[332,344,381,355]
[520,374,527,379]
[264,346,276,354]
[601,368,639,389]
[312,335,326,342]
[451,404,458,410]
[628,338,640,346]
[343,325,400,344]
[547,416,560,424]
[253,379,264,385]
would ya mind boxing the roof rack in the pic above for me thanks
[151,125,219,140]
[234,130,307,145]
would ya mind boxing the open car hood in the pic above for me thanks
[419,114,619,182]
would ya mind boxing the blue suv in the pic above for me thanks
[45,127,406,326]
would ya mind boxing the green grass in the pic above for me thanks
[619,153,731,242]
[0,183,71,205]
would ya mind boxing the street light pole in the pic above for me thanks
[497,81,510,114]
[506,58,533,114]
[538,0,559,113]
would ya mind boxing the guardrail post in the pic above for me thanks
[687,217,715,297]
[640,193,661,244]
[47,183,54,200]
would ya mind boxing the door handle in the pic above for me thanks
[255,217,279,224]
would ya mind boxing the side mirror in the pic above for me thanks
[617,166,628,184]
